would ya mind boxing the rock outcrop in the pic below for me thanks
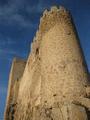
[4,6,90,120]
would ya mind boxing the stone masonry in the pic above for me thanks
[4,6,90,120]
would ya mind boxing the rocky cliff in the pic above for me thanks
[4,6,90,120]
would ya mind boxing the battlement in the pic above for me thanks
[38,6,71,35]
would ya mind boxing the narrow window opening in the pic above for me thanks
[36,48,39,55]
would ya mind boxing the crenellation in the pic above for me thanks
[39,6,71,36]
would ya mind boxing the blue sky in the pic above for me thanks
[0,0,90,119]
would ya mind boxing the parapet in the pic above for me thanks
[38,6,71,35]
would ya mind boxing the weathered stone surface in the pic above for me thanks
[4,58,26,120]
[61,103,88,120]
[4,6,90,120]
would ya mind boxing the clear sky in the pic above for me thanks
[0,0,90,119]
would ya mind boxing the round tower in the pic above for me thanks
[40,6,89,105]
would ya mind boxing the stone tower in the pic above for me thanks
[4,6,90,120]
[4,58,26,120]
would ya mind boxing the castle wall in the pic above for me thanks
[4,58,26,120]
[4,6,90,120]
[14,36,42,120]
[40,7,89,105]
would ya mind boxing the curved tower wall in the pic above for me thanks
[14,34,42,120]
[40,7,89,105]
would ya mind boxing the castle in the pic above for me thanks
[4,6,90,120]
